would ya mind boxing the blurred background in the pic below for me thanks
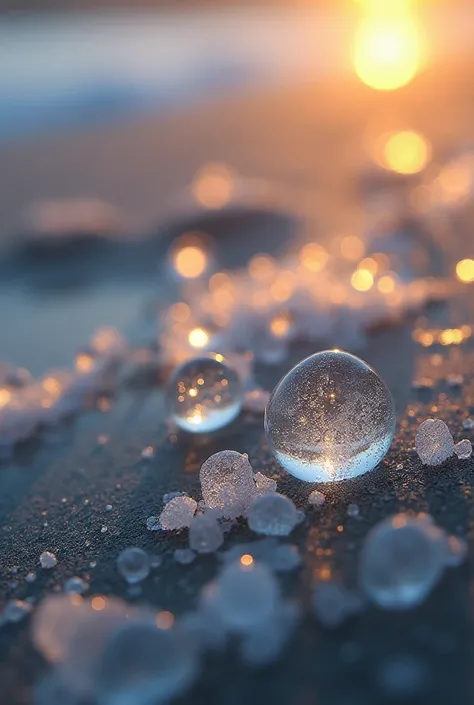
[1,0,474,372]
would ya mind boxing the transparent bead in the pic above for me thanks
[264,350,395,482]
[167,354,242,433]
[117,548,150,584]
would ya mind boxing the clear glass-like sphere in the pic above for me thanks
[168,354,242,433]
[264,350,395,482]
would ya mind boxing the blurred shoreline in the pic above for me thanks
[1,5,472,141]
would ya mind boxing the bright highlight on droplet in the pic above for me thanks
[382,131,430,175]
[456,259,474,283]
[188,328,209,348]
[353,15,424,91]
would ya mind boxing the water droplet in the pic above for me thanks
[117,548,150,584]
[189,514,224,554]
[248,493,299,536]
[167,355,242,433]
[360,514,448,609]
[265,350,395,482]
[173,548,196,565]
[213,561,279,632]
[64,577,89,595]
[95,621,198,705]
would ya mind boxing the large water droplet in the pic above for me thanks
[264,350,395,482]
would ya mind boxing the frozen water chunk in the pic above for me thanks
[64,577,89,595]
[213,561,279,632]
[159,496,197,530]
[248,493,299,536]
[254,471,277,492]
[162,491,187,504]
[415,419,454,465]
[200,450,257,518]
[308,490,326,507]
[454,438,472,459]
[265,350,396,482]
[167,355,242,433]
[146,516,161,531]
[40,551,57,569]
[94,621,198,705]
[360,513,452,609]
[239,601,299,667]
[189,514,223,554]
[174,548,196,565]
[117,548,150,584]
[313,582,365,628]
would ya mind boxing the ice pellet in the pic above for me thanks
[454,438,472,459]
[39,551,57,569]
[213,561,279,632]
[308,490,326,507]
[159,496,197,530]
[248,493,299,536]
[360,513,454,609]
[189,514,224,554]
[313,582,365,628]
[200,450,257,518]
[415,419,454,465]
[117,547,150,584]
[146,516,161,531]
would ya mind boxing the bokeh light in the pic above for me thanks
[188,328,209,348]
[192,163,234,209]
[351,269,374,292]
[381,131,430,174]
[456,259,474,283]
[353,15,424,91]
